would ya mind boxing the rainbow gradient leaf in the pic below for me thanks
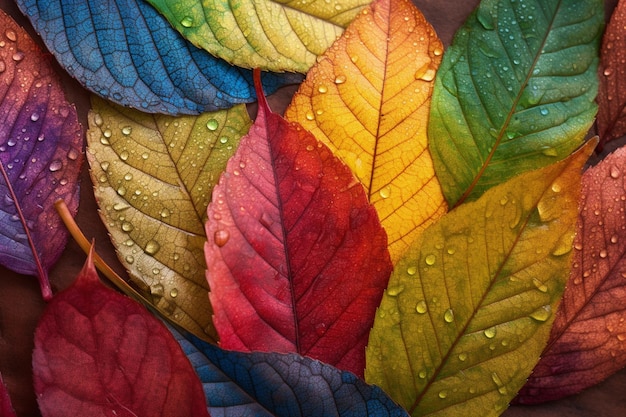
[366,141,594,416]
[285,0,447,263]
[0,10,83,300]
[170,326,410,417]
[146,0,371,72]
[16,0,297,115]
[428,0,602,207]
[205,71,392,376]
[87,96,251,341]
[33,247,210,417]
[516,145,626,404]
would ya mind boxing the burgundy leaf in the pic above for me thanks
[33,246,210,417]
[0,10,83,299]
[597,0,626,150]
[0,372,17,417]
[516,146,626,404]
[205,70,392,377]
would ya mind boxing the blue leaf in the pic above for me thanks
[16,0,300,115]
[169,327,409,417]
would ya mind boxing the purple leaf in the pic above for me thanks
[0,10,83,299]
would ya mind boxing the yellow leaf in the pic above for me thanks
[366,140,595,416]
[86,96,251,341]
[285,0,447,262]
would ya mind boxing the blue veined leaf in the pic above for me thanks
[168,326,409,417]
[16,0,300,115]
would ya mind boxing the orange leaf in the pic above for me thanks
[284,0,447,263]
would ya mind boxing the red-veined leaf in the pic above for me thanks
[204,70,392,377]
[32,246,210,417]
[517,145,626,404]
[0,10,83,300]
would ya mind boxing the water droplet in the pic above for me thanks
[12,51,24,62]
[214,229,230,247]
[418,370,427,379]
[103,129,112,138]
[407,265,417,276]
[433,46,443,56]
[125,255,134,264]
[611,235,619,244]
[145,240,160,255]
[533,277,548,293]
[604,67,614,76]
[206,118,219,131]
[438,390,448,399]
[415,300,428,314]
[124,173,133,181]
[551,183,561,193]
[180,16,194,27]
[540,108,549,116]
[318,85,328,94]
[93,113,104,126]
[379,185,391,199]
[334,75,346,84]
[170,288,179,298]
[113,202,129,211]
[387,284,405,296]
[305,111,315,121]
[599,249,608,258]
[30,112,39,122]
[458,352,468,361]
[160,208,170,218]
[610,165,621,179]
[0,60,5,73]
[121,221,134,232]
[484,326,497,339]
[425,254,436,266]
[444,308,454,323]
[67,148,80,160]
[48,159,62,172]
[120,150,129,161]
[5,30,17,42]
[541,146,558,157]
[121,126,132,135]
[530,305,551,322]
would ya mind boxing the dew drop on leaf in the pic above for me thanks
[145,240,160,255]
[379,185,391,199]
[529,305,552,322]
[206,118,219,131]
[425,254,436,266]
[214,229,230,247]
[444,308,454,323]
[415,300,427,314]
[533,277,548,292]
[48,159,62,172]
[121,126,132,135]
[170,288,179,298]
[180,16,194,27]
[387,284,405,297]
[484,326,497,339]
[407,265,417,275]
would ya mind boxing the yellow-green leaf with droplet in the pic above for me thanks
[145,0,371,72]
[365,140,595,417]
[285,0,447,262]
[86,96,251,342]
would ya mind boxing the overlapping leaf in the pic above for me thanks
[16,0,297,115]
[0,10,83,299]
[597,0,626,149]
[366,141,593,416]
[0,372,16,417]
[169,326,409,417]
[33,247,210,417]
[516,146,626,404]
[87,96,251,341]
[205,71,392,376]
[146,0,371,72]
[284,0,447,263]
[428,0,602,206]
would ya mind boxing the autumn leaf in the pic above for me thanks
[32,246,210,417]
[428,0,602,207]
[366,140,594,416]
[16,0,297,114]
[168,325,409,417]
[0,10,83,300]
[284,0,447,263]
[87,96,251,341]
[146,0,370,72]
[597,0,626,150]
[516,145,626,404]
[0,372,17,417]
[205,70,392,376]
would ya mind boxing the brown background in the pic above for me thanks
[1,0,625,415]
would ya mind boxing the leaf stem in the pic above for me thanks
[0,159,52,300]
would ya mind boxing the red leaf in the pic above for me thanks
[516,146,626,404]
[0,372,17,417]
[0,10,83,299]
[33,247,210,417]
[597,0,626,150]
[205,70,392,377]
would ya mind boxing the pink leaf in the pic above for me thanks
[33,246,210,417]
[0,372,17,417]
[205,70,392,377]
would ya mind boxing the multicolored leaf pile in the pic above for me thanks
[4,0,626,415]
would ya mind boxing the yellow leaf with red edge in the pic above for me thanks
[284,0,447,263]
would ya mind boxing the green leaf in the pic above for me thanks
[86,96,251,342]
[145,0,371,72]
[428,0,602,207]
[365,140,594,417]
